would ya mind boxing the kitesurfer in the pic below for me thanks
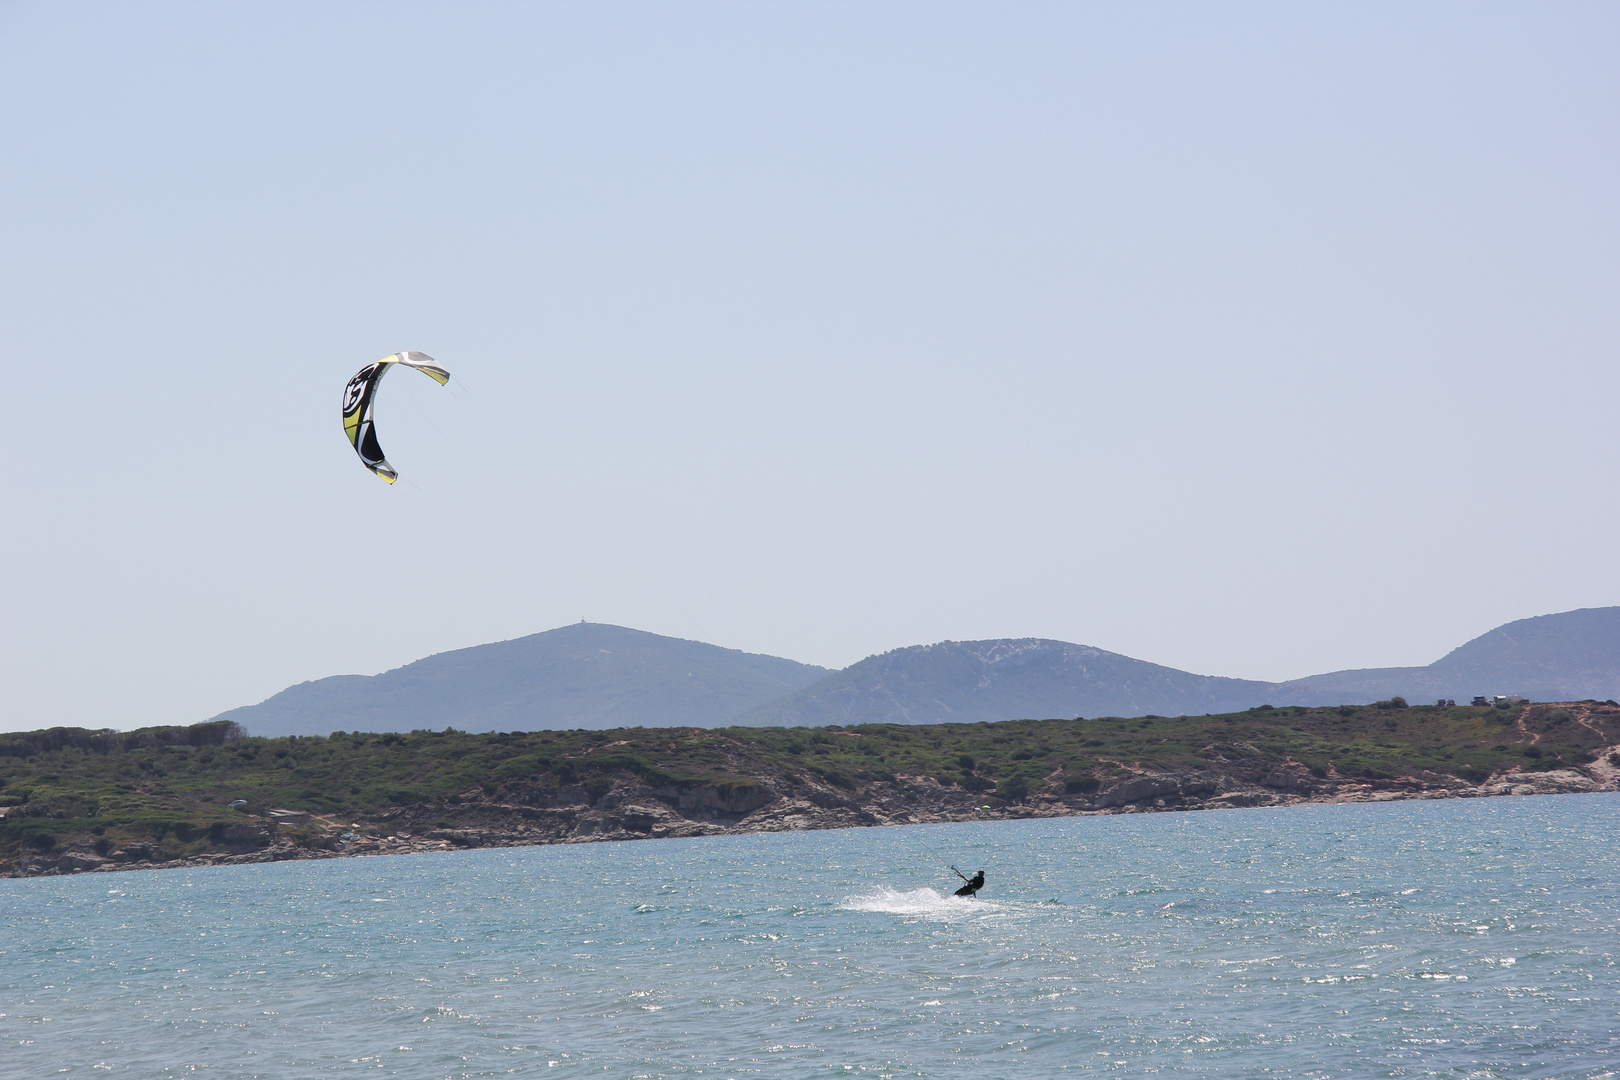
[951,866,985,897]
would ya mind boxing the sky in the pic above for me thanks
[2,1,1617,733]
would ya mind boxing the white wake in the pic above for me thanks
[839,886,998,920]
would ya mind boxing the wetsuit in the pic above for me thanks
[954,871,984,897]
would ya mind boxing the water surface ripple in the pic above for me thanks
[3,794,1617,1078]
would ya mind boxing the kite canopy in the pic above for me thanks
[341,351,450,483]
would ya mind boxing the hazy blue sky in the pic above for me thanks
[2,1,1616,733]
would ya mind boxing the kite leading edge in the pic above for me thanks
[341,351,451,483]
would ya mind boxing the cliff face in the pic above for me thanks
[10,751,1613,878]
[394,750,1606,850]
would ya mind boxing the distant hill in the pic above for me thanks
[215,623,829,738]
[1267,607,1620,706]
[214,607,1620,736]
[734,639,1275,727]
[734,608,1620,727]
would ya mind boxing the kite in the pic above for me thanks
[341,351,450,483]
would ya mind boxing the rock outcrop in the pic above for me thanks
[1487,769,1604,796]
[7,758,1615,878]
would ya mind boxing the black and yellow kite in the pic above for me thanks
[341,351,451,483]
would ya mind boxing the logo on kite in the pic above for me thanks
[341,351,451,483]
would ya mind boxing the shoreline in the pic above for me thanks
[6,764,1613,880]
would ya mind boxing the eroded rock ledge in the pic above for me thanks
[7,764,1614,878]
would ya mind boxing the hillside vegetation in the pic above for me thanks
[5,699,1617,873]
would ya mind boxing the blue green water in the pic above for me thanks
[3,794,1617,1078]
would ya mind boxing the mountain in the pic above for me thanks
[215,623,829,738]
[215,607,1620,737]
[733,639,1275,727]
[1267,607,1620,706]
[743,608,1620,727]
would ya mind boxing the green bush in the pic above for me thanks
[363,783,426,805]
[996,776,1031,801]
[816,768,854,790]
[495,753,551,779]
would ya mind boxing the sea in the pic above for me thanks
[2,794,1616,1079]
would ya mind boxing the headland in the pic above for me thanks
[4,700,1617,878]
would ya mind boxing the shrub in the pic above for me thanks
[364,783,426,805]
[1338,758,1388,780]
[996,776,1031,801]
[495,754,551,780]
[1065,775,1100,794]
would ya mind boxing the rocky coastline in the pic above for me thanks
[8,757,1615,879]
